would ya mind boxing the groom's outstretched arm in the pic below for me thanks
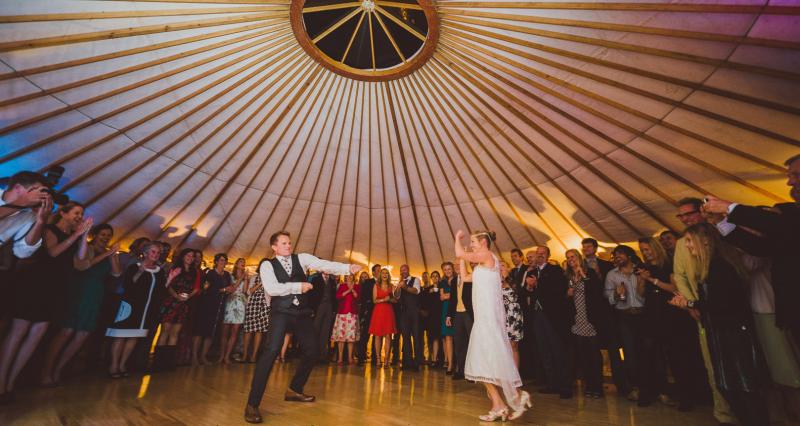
[298,253,357,276]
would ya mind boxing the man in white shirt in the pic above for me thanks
[245,231,362,424]
[0,171,51,260]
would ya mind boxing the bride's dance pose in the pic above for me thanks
[454,230,531,421]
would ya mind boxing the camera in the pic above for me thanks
[42,166,70,205]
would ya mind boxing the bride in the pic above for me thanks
[455,230,531,421]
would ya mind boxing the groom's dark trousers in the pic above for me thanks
[247,309,318,406]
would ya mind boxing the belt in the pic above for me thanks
[618,307,644,315]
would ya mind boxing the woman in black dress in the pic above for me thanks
[191,253,233,365]
[0,202,91,397]
[636,236,698,409]
[420,271,442,367]
[41,223,122,387]
[671,223,769,426]
[106,241,167,377]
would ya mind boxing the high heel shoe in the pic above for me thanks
[508,391,532,421]
[479,408,508,422]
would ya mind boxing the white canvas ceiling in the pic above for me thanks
[0,0,797,274]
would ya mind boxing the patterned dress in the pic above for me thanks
[244,274,270,333]
[160,268,198,324]
[570,276,597,337]
[502,285,524,342]
[224,273,247,324]
[331,283,360,342]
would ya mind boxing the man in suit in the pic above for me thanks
[244,231,361,423]
[444,261,472,380]
[310,271,338,363]
[396,264,423,371]
[705,153,800,343]
[527,246,572,398]
[356,264,380,364]
[508,248,527,288]
[581,237,628,395]
[517,250,544,383]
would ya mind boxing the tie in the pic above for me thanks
[279,256,292,275]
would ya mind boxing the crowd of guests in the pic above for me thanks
[0,154,798,426]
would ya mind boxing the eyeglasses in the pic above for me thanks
[676,210,700,219]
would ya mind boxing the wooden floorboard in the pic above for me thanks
[0,361,716,425]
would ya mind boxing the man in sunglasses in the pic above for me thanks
[672,197,737,426]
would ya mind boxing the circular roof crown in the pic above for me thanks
[291,0,439,81]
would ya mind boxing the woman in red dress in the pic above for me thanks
[369,268,397,368]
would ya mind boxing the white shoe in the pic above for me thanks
[479,408,508,422]
[508,391,532,420]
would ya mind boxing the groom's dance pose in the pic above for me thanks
[245,231,362,423]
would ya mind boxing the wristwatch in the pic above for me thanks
[686,300,695,309]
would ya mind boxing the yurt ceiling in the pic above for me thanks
[0,0,798,273]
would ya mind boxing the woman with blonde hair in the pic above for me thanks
[564,248,608,399]
[221,258,248,364]
[368,268,397,368]
[670,223,768,425]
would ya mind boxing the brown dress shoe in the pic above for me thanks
[284,389,316,402]
[244,405,263,424]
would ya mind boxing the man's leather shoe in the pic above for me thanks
[285,389,315,402]
[452,372,465,380]
[244,405,262,424]
[538,387,560,395]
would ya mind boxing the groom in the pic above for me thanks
[245,231,362,423]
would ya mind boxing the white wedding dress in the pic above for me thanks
[464,254,523,412]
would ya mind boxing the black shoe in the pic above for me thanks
[244,405,263,423]
[677,403,694,412]
[637,398,653,407]
[559,391,573,399]
[445,369,453,376]
[452,372,465,380]
[539,388,560,395]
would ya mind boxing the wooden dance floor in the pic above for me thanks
[1,361,715,425]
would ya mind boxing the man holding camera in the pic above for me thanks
[0,171,52,260]
[0,171,52,325]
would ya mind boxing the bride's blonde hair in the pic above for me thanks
[471,230,497,249]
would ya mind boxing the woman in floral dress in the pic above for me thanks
[221,258,248,363]
[331,274,360,365]
[499,261,523,369]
